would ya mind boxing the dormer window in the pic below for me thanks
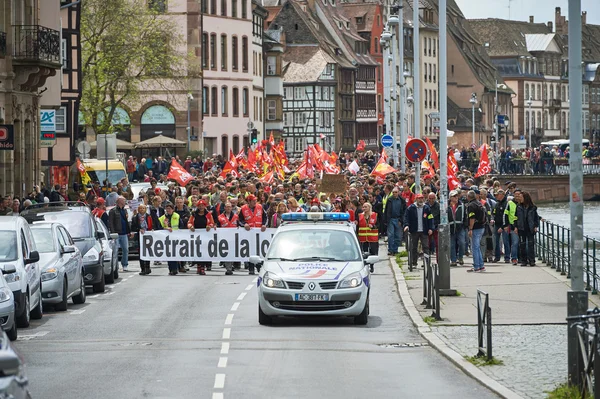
[346,21,350,29]
[330,0,335,6]
[356,17,363,24]
[338,21,343,29]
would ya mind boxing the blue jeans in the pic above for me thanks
[494,229,510,260]
[387,218,402,253]
[450,229,466,262]
[508,229,519,260]
[471,228,485,270]
[117,234,129,269]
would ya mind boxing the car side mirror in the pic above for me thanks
[62,245,76,254]
[0,349,21,377]
[365,255,379,265]
[97,231,105,239]
[249,255,262,265]
[110,233,118,240]
[25,250,40,265]
[2,264,16,274]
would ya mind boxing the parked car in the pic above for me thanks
[0,330,31,398]
[20,204,106,293]
[0,269,17,341]
[0,216,43,329]
[30,223,86,310]
[94,218,119,283]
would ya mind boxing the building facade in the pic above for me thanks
[263,28,285,141]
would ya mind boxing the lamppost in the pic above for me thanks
[380,29,392,161]
[406,94,414,137]
[470,93,477,145]
[187,93,193,153]
[526,96,533,149]
[388,12,399,167]
[401,68,411,172]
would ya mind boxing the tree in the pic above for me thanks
[80,0,196,136]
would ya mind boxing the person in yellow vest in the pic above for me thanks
[158,202,183,276]
[358,202,379,273]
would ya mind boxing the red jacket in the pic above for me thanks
[240,204,264,227]
[218,212,239,228]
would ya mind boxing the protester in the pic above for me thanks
[516,191,540,266]
[131,204,156,275]
[403,194,433,269]
[108,196,133,272]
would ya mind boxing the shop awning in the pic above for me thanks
[134,134,187,149]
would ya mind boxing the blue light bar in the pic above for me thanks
[281,212,350,222]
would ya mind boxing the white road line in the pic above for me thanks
[230,302,240,311]
[252,277,258,283]
[18,331,49,341]
[224,314,234,325]
[220,342,230,354]
[212,393,224,399]
[70,309,86,315]
[87,294,99,299]
[245,284,253,291]
[217,357,228,368]
[222,328,231,339]
[237,292,247,301]
[214,374,225,389]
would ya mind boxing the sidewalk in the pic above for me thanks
[389,247,598,399]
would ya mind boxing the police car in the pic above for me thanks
[250,213,378,325]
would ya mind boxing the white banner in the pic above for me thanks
[139,228,277,262]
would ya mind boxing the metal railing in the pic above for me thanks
[566,307,600,398]
[421,254,441,320]
[477,289,493,361]
[536,220,600,294]
[13,25,61,64]
[0,31,6,57]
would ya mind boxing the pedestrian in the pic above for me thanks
[403,194,433,268]
[427,192,440,262]
[188,200,215,275]
[239,194,267,275]
[108,196,133,272]
[384,187,405,256]
[217,202,239,275]
[131,204,156,275]
[92,197,109,228]
[158,202,184,275]
[466,190,486,272]
[269,201,288,228]
[492,189,510,263]
[504,192,520,264]
[516,191,540,266]
[448,190,467,266]
[358,202,379,272]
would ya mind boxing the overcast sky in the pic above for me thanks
[454,0,600,25]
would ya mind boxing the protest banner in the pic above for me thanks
[319,174,347,194]
[139,228,277,262]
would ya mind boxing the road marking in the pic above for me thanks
[224,314,234,325]
[87,294,99,299]
[214,374,225,389]
[237,292,247,301]
[217,357,228,368]
[230,302,240,311]
[212,393,224,399]
[220,342,229,354]
[245,284,253,291]
[222,328,231,339]
[252,277,258,283]
[70,309,86,315]
[18,331,49,341]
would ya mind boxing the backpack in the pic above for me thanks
[474,201,486,225]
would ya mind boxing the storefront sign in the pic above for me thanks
[40,109,57,147]
[141,105,175,125]
[0,125,14,150]
[140,228,276,262]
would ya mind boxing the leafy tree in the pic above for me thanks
[80,0,196,136]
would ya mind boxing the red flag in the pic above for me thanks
[380,149,389,163]
[269,132,275,146]
[448,154,459,175]
[356,140,365,152]
[447,165,460,190]
[260,170,274,185]
[422,159,435,176]
[330,151,338,164]
[425,137,439,170]
[167,160,194,186]
[220,160,239,178]
[229,148,238,169]
[371,158,396,177]
[475,144,492,177]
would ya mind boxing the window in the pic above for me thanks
[203,86,209,115]
[525,83,529,100]
[61,38,68,69]
[242,36,248,72]
[221,0,226,16]
[148,0,167,12]
[428,38,432,56]
[259,98,263,122]
[283,112,293,126]
[242,0,247,18]
[294,112,307,126]
[211,0,217,14]
[424,90,428,109]
[232,36,238,70]
[323,111,331,127]
[55,107,66,133]
[531,84,535,101]
[267,56,276,75]
[201,0,208,13]
[221,87,228,115]
[433,39,436,56]
[221,35,227,70]
[267,100,276,120]
[232,0,237,17]
[323,86,330,100]
[211,87,218,116]
[294,87,304,100]
[210,34,217,69]
[259,54,262,76]
[283,87,291,100]
[232,88,239,116]
[242,88,249,116]
[294,138,304,152]
[202,33,209,69]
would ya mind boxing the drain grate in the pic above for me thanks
[377,342,429,348]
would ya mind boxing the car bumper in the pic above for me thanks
[41,277,64,304]
[0,301,15,332]
[258,284,368,317]
[103,257,112,275]
[83,262,103,285]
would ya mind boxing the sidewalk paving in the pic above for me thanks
[390,248,598,399]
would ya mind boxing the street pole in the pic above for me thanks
[390,18,398,167]
[495,80,499,153]
[413,0,421,193]
[471,100,475,145]
[527,98,532,149]
[567,0,587,389]
[104,132,108,190]
[382,29,392,163]
[187,94,192,153]
[398,3,406,173]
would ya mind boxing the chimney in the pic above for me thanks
[555,7,561,17]
[583,11,587,25]
[529,16,534,23]
[548,21,553,32]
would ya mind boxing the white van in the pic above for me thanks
[0,216,43,328]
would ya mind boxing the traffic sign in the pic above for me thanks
[497,115,505,124]
[381,134,394,148]
[428,112,440,120]
[405,138,428,163]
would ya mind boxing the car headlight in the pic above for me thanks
[0,287,11,303]
[339,272,363,289]
[3,272,20,283]
[263,272,285,289]
[83,247,100,264]
[41,267,58,282]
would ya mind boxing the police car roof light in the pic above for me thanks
[281,212,350,222]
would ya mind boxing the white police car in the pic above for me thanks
[250,213,378,325]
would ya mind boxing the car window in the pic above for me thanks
[59,227,74,246]
[31,228,56,253]
[266,229,361,261]
[0,231,17,261]
[21,231,29,258]
[56,228,68,248]
[30,211,92,239]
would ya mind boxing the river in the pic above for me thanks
[537,202,600,241]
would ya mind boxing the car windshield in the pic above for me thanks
[266,229,361,261]
[28,212,92,239]
[0,231,17,261]
[87,169,126,186]
[31,228,56,253]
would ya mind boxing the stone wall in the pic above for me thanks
[502,175,600,203]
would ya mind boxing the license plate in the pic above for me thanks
[295,293,329,301]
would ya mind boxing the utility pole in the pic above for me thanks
[382,29,392,163]
[413,0,421,193]
[398,3,406,173]
[567,0,587,389]
[390,17,398,167]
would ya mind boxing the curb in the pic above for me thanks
[388,256,524,399]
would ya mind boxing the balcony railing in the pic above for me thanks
[355,81,376,91]
[13,25,61,66]
[0,32,6,57]
[356,109,377,118]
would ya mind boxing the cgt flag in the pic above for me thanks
[475,144,492,177]
[167,160,194,186]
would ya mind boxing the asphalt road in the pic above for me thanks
[14,256,498,399]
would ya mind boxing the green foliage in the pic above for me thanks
[80,0,193,136]
[546,383,591,399]
[455,290,463,297]
[423,316,438,325]
[464,355,504,367]
[398,250,408,257]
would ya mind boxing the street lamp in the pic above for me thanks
[526,96,533,149]
[187,93,194,153]
[469,93,477,145]
[406,94,414,139]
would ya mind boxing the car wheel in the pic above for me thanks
[354,297,369,325]
[73,273,86,304]
[55,278,68,311]
[258,303,272,325]
[113,258,119,280]
[93,272,106,293]
[105,261,115,284]
[16,292,30,328]
[6,306,17,341]
[30,287,43,320]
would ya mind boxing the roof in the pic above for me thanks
[283,46,336,83]
[339,3,378,33]
[468,19,551,57]
[525,34,560,53]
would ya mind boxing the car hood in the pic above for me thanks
[38,252,60,271]
[73,238,96,256]
[264,261,363,280]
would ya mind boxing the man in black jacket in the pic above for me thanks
[492,189,510,263]
[384,187,406,256]
[109,196,133,272]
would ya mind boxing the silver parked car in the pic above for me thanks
[0,269,16,341]
[0,330,31,398]
[94,218,119,283]
[30,223,86,310]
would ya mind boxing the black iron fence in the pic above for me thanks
[536,220,600,293]
[13,25,61,64]
[566,307,600,398]
[0,31,6,57]
[477,289,493,361]
[457,158,600,176]
[421,254,441,320]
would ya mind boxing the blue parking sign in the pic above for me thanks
[381,135,394,148]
